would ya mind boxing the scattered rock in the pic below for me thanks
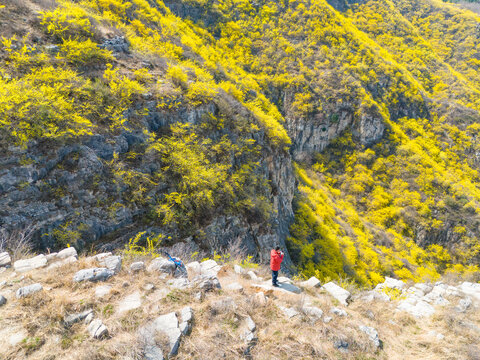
[99,255,122,274]
[234,264,245,274]
[85,312,94,325]
[211,297,237,313]
[322,282,351,306]
[130,261,145,272]
[147,258,176,275]
[428,330,445,341]
[200,259,221,276]
[179,321,192,336]
[375,277,405,291]
[0,294,6,306]
[180,306,194,336]
[64,309,93,327]
[87,319,108,339]
[397,299,435,318]
[143,283,155,291]
[152,312,182,357]
[226,282,243,293]
[303,306,323,320]
[299,276,322,288]
[56,247,78,259]
[168,278,190,289]
[247,271,259,281]
[0,252,11,267]
[334,339,349,353]
[456,297,472,313]
[73,268,114,282]
[118,291,142,314]
[16,283,43,298]
[359,325,382,349]
[279,306,299,318]
[323,316,333,323]
[194,274,221,291]
[186,261,201,275]
[252,291,267,306]
[95,285,112,298]
[245,315,256,332]
[330,307,347,317]
[459,282,480,301]
[47,256,77,270]
[361,290,390,302]
[14,254,47,272]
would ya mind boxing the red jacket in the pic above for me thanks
[270,249,284,271]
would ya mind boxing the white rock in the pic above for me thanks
[459,282,480,301]
[245,315,256,332]
[73,268,114,282]
[397,299,435,318]
[181,306,193,324]
[323,316,333,323]
[8,329,27,346]
[456,297,472,313]
[147,258,176,274]
[299,276,321,288]
[57,247,78,259]
[118,292,142,314]
[247,271,258,281]
[359,325,381,348]
[322,282,351,306]
[279,306,299,318]
[375,277,405,290]
[179,321,192,336]
[252,291,267,306]
[0,252,11,267]
[330,307,347,317]
[186,261,201,275]
[87,319,108,339]
[362,290,390,302]
[93,252,112,261]
[130,261,145,272]
[45,253,58,261]
[226,282,243,293]
[303,306,323,319]
[95,285,112,298]
[168,278,190,289]
[234,264,245,274]
[200,259,221,276]
[14,254,47,272]
[414,283,433,293]
[99,255,122,274]
[16,283,43,298]
[47,256,77,270]
[278,276,293,284]
[84,312,94,325]
[64,309,93,327]
[153,312,181,357]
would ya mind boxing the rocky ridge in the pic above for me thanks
[0,248,479,359]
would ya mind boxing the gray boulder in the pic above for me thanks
[99,255,122,274]
[16,283,43,298]
[0,295,6,306]
[200,259,221,276]
[330,307,347,317]
[0,252,11,267]
[299,276,321,288]
[322,282,351,306]
[87,319,108,339]
[64,309,93,327]
[456,297,473,313]
[194,274,221,291]
[118,291,142,314]
[73,268,114,282]
[359,325,382,349]
[279,306,299,318]
[130,261,145,272]
[147,258,176,274]
[46,256,77,270]
[56,247,78,259]
[152,312,182,357]
[14,255,47,272]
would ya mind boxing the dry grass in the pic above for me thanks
[0,255,479,360]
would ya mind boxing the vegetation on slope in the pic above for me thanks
[1,0,480,285]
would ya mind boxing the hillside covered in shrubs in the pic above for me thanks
[1,0,480,287]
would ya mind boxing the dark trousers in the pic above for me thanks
[272,270,279,285]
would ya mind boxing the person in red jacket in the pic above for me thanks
[270,246,284,287]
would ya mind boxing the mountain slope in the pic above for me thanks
[1,0,480,285]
